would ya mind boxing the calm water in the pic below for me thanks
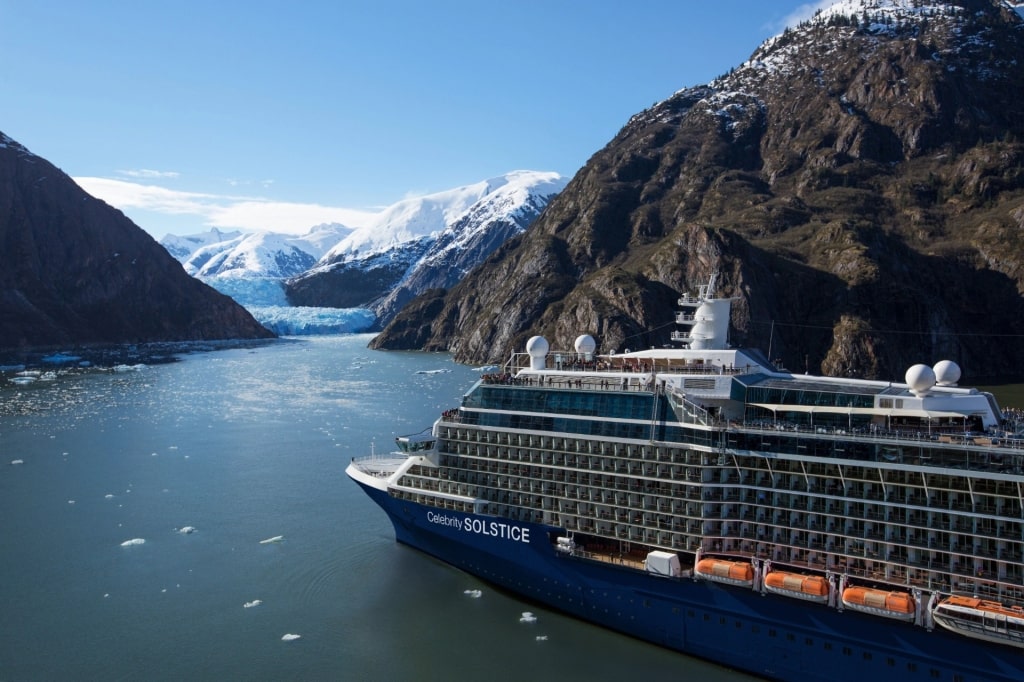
[0,335,760,682]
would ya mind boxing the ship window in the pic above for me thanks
[703,614,711,622]
[719,617,727,625]
[687,610,694,618]
[907,663,917,672]
[887,658,895,667]
[823,642,832,651]
[786,633,795,642]
[805,638,813,646]
[929,670,940,679]
[768,629,777,638]
[735,621,742,629]
[862,652,872,661]
[751,625,759,634]
[842,647,852,656]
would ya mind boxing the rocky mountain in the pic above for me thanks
[284,171,567,327]
[0,132,274,352]
[371,0,1024,383]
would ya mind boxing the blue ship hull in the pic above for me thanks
[354,480,1024,682]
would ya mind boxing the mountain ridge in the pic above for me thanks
[0,132,274,353]
[370,0,1024,382]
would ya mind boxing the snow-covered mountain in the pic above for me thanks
[285,171,567,325]
[160,171,566,334]
[160,228,243,262]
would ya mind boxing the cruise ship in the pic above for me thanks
[347,275,1024,682]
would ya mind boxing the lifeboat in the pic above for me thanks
[932,595,1024,649]
[763,571,829,603]
[694,558,754,587]
[841,586,915,622]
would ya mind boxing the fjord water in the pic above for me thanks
[0,335,759,682]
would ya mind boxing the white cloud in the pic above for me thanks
[118,168,181,179]
[778,1,832,31]
[74,176,377,235]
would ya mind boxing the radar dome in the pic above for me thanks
[905,364,936,396]
[574,334,596,355]
[933,360,961,386]
[526,336,549,357]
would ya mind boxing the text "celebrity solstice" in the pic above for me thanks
[427,511,530,543]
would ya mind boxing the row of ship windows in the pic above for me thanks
[440,426,1023,499]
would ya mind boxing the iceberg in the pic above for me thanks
[281,633,301,641]
[243,599,263,608]
[519,611,537,623]
[259,535,284,544]
[120,538,146,546]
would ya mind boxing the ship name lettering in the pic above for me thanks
[426,511,462,529]
[464,517,530,543]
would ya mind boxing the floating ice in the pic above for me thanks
[104,494,114,498]
[112,364,146,373]
[178,526,197,534]
[535,635,548,641]
[42,352,81,364]
[10,459,24,465]
[463,589,482,598]
[415,369,451,375]
[243,599,263,608]
[281,633,301,641]
[121,538,146,546]
[519,611,537,623]
[259,535,284,544]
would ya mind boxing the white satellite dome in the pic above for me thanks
[905,364,936,396]
[526,336,549,370]
[526,336,549,357]
[574,334,596,355]
[933,360,961,386]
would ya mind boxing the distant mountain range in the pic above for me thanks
[161,171,566,330]
[371,0,1024,381]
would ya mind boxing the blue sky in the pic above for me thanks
[2,1,826,239]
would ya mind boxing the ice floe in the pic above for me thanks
[464,589,482,598]
[243,599,263,608]
[535,635,548,641]
[259,535,284,544]
[177,526,197,534]
[120,538,146,546]
[519,611,537,623]
[281,633,301,641]
[10,459,24,465]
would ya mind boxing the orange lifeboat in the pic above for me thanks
[695,558,754,587]
[841,586,916,621]
[763,571,829,603]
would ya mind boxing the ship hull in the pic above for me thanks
[353,478,1024,682]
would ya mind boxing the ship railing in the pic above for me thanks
[348,453,409,478]
[503,351,758,378]
[666,388,711,426]
[731,420,1024,464]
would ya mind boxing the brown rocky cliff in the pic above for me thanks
[0,133,274,350]
[372,0,1024,382]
